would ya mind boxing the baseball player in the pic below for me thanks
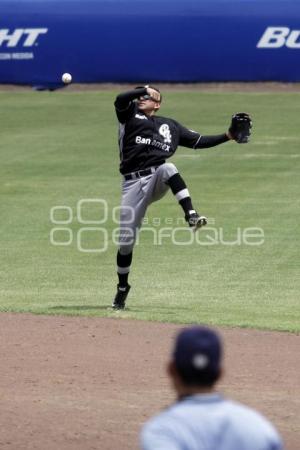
[113,85,252,309]
[141,326,283,450]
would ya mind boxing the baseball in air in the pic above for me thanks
[62,73,72,84]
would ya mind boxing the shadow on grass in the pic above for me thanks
[49,304,193,314]
[50,305,112,311]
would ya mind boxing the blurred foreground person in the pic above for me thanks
[141,326,283,450]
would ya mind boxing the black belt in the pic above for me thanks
[124,166,158,181]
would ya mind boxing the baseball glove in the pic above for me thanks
[229,112,252,144]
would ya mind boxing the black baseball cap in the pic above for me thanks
[173,326,223,386]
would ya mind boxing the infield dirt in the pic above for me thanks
[0,313,299,450]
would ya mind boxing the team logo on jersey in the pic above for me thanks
[159,124,172,144]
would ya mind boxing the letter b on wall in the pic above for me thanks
[257,27,300,49]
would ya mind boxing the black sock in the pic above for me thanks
[179,197,194,216]
[167,173,195,215]
[167,173,186,194]
[118,272,129,286]
[117,250,132,286]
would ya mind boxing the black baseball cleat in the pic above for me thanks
[112,284,131,310]
[185,210,207,231]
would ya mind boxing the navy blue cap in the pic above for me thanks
[173,326,223,385]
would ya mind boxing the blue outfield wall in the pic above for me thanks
[0,0,299,87]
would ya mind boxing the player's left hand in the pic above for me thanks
[145,86,161,102]
[228,112,252,144]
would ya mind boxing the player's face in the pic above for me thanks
[137,94,161,115]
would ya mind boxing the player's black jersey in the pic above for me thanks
[115,89,228,175]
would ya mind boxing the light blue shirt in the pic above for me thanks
[141,393,283,450]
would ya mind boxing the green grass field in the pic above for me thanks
[0,88,299,332]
